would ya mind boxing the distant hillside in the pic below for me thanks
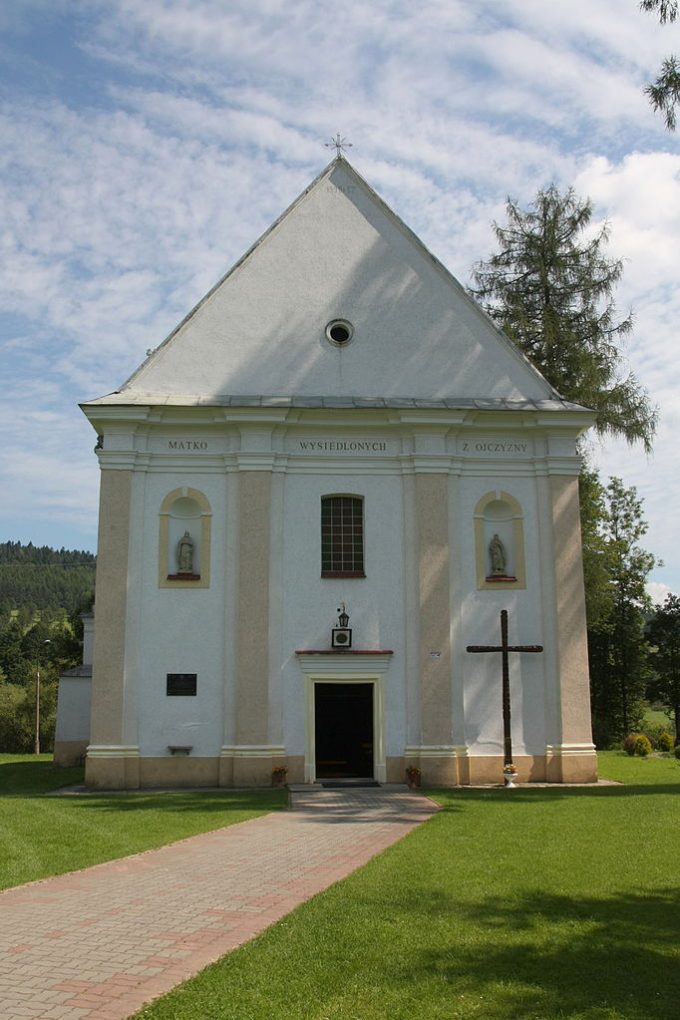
[0,541,96,618]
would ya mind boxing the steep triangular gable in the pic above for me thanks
[93,158,564,406]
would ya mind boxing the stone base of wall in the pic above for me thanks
[84,750,598,790]
[282,755,306,784]
[385,755,405,783]
[53,740,88,767]
[86,754,141,790]
[403,750,598,787]
[85,753,305,790]
[140,757,220,788]
[232,756,278,787]
[545,748,599,784]
[465,752,598,785]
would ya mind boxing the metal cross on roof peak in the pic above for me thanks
[325,133,352,157]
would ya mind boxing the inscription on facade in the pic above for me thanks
[168,441,208,451]
[297,440,387,452]
[460,439,529,455]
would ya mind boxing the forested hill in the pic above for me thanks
[0,541,96,618]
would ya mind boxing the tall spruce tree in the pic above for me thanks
[579,468,616,633]
[641,0,680,130]
[471,187,659,746]
[471,186,656,451]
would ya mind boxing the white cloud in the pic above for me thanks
[0,0,679,585]
[647,581,677,605]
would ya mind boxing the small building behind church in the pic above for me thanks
[55,157,597,788]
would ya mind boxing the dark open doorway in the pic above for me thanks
[314,682,374,779]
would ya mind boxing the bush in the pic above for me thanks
[641,721,668,748]
[623,733,653,757]
[657,731,675,752]
[674,745,680,760]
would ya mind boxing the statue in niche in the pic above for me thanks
[176,531,195,574]
[489,533,507,576]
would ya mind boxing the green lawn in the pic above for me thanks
[3,753,679,1019]
[0,754,285,890]
[643,704,674,730]
[132,752,680,1020]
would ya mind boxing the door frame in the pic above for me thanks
[296,653,392,785]
[309,681,383,783]
[303,673,386,783]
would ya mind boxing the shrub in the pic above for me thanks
[641,721,667,748]
[674,745,680,760]
[623,733,653,757]
[657,731,675,753]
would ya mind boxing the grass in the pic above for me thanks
[643,704,674,730]
[131,752,680,1020]
[3,753,679,1018]
[0,754,286,891]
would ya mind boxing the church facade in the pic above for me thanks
[73,157,597,789]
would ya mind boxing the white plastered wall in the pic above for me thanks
[54,677,92,743]
[456,472,547,757]
[124,162,554,405]
[278,469,407,759]
[129,469,231,757]
[96,411,584,771]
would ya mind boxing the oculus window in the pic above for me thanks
[325,319,354,346]
[321,495,365,578]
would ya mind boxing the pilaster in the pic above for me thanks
[234,470,273,760]
[546,474,597,781]
[87,469,133,750]
[415,472,452,746]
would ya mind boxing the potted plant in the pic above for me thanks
[503,763,518,788]
[405,766,421,789]
[272,765,288,788]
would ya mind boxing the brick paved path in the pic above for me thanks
[0,787,437,1020]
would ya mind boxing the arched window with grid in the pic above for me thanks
[321,495,365,578]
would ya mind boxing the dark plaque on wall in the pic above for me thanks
[166,673,197,696]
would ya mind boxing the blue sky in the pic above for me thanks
[1,0,679,599]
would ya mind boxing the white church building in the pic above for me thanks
[55,156,598,788]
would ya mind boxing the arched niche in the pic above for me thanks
[473,490,526,590]
[158,487,212,589]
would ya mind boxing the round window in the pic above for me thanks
[325,319,354,346]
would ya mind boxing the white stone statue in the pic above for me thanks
[177,531,194,573]
[489,533,507,576]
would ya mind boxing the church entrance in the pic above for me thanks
[314,682,374,779]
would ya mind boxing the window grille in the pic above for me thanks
[321,495,365,577]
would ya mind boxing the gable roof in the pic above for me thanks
[84,157,581,411]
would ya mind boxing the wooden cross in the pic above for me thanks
[466,609,543,779]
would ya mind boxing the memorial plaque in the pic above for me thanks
[166,673,197,696]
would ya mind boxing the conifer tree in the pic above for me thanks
[641,0,680,130]
[471,185,656,452]
[579,468,615,633]
[471,185,656,451]
[472,190,659,746]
